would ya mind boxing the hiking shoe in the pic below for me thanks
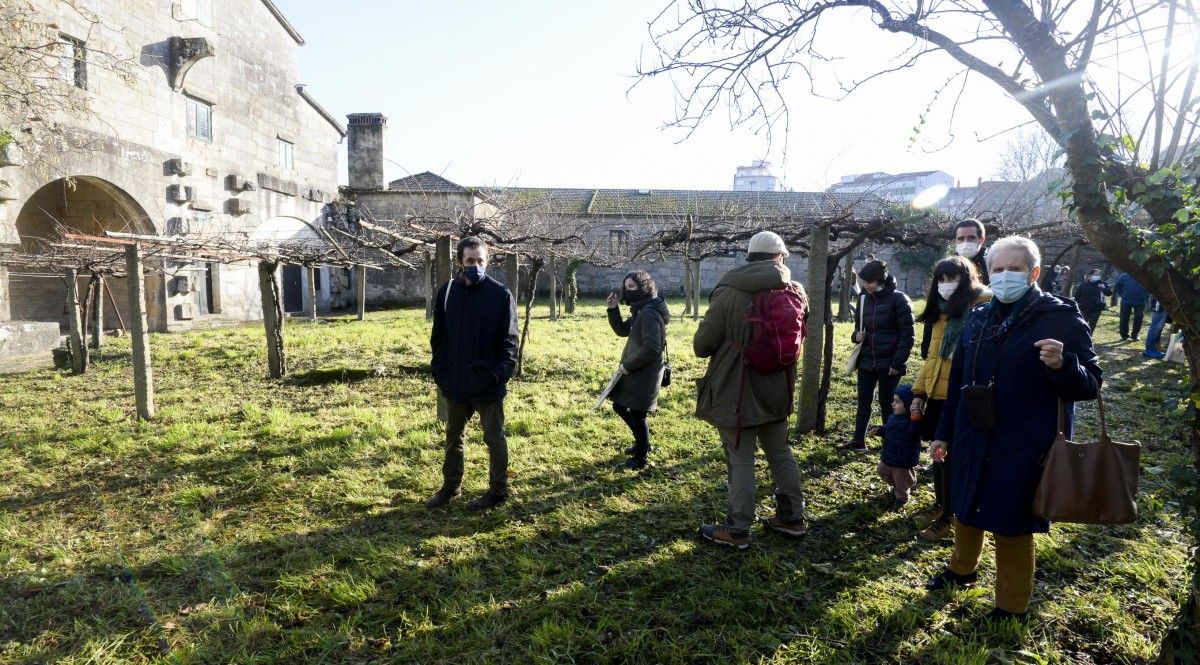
[914,505,944,528]
[698,524,750,551]
[423,487,461,509]
[760,516,807,538]
[925,568,978,591]
[837,441,869,453]
[918,517,954,542]
[978,608,1029,626]
[467,492,508,511]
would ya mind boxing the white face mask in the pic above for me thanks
[937,281,959,300]
[1090,275,1101,282]
[955,241,980,258]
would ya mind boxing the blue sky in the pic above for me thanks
[278,1,1032,191]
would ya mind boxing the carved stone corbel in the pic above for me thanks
[169,37,215,90]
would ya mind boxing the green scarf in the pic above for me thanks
[938,315,965,359]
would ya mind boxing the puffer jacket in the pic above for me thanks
[853,275,915,374]
[693,261,808,429]
[608,297,671,411]
[912,292,992,400]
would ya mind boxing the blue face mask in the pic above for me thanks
[991,270,1031,303]
[463,265,485,282]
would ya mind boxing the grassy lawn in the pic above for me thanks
[0,299,1194,664]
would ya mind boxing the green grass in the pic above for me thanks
[0,300,1193,663]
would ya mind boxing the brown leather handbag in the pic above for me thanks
[1032,389,1141,524]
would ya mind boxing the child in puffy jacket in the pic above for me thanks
[870,384,922,508]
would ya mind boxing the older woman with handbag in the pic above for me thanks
[606,271,671,470]
[924,236,1102,624]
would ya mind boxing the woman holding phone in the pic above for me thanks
[606,271,670,469]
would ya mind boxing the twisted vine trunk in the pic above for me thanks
[258,260,287,379]
[516,258,544,378]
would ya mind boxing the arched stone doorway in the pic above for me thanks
[11,176,166,331]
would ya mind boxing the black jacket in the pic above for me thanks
[971,247,989,285]
[607,297,670,411]
[854,275,915,374]
[431,275,519,404]
[1074,279,1110,314]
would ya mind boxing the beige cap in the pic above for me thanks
[747,230,789,256]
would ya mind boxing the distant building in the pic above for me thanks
[733,161,783,192]
[829,171,955,203]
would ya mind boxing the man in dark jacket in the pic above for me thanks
[1074,268,1110,332]
[426,237,520,510]
[925,236,1101,623]
[953,218,990,286]
[841,260,915,452]
[1112,272,1149,341]
[693,231,809,550]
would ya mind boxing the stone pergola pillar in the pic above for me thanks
[797,227,829,433]
[355,266,367,322]
[504,253,519,297]
[548,256,558,321]
[126,245,155,419]
[90,276,104,349]
[64,268,87,374]
[306,265,318,323]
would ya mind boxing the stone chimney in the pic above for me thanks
[346,113,387,190]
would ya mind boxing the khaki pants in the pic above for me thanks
[719,420,806,533]
[949,519,1035,613]
[442,399,509,495]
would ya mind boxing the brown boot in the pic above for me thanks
[918,516,954,542]
[698,524,750,551]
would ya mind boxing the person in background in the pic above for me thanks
[426,237,520,511]
[606,271,670,470]
[1112,271,1149,341]
[840,260,915,453]
[910,256,991,541]
[869,384,922,509]
[952,218,990,286]
[1074,268,1110,333]
[924,235,1101,624]
[1144,298,1171,360]
[693,231,809,550]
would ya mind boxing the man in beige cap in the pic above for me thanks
[693,230,810,550]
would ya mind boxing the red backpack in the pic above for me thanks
[742,285,808,372]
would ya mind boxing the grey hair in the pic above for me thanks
[985,235,1042,273]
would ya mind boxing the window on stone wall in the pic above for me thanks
[59,35,87,89]
[195,0,213,26]
[609,229,628,254]
[186,96,212,141]
[278,138,294,171]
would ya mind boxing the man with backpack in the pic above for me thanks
[693,231,809,550]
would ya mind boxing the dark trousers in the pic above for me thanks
[612,403,650,460]
[931,458,952,514]
[1081,308,1102,333]
[1119,303,1145,339]
[443,398,509,495]
[854,368,901,443]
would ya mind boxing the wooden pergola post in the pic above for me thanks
[90,276,104,349]
[434,236,453,422]
[797,227,829,433]
[548,255,558,321]
[355,266,367,322]
[125,244,155,419]
[64,268,87,374]
[258,260,287,380]
[504,253,519,297]
[306,265,318,323]
[423,249,433,321]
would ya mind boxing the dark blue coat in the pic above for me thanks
[880,413,921,468]
[936,286,1102,537]
[430,275,519,404]
[1113,273,1149,307]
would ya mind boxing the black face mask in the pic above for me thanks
[621,289,650,306]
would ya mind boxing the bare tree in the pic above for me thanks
[996,128,1064,181]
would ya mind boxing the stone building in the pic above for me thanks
[0,0,347,363]
[340,115,889,303]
